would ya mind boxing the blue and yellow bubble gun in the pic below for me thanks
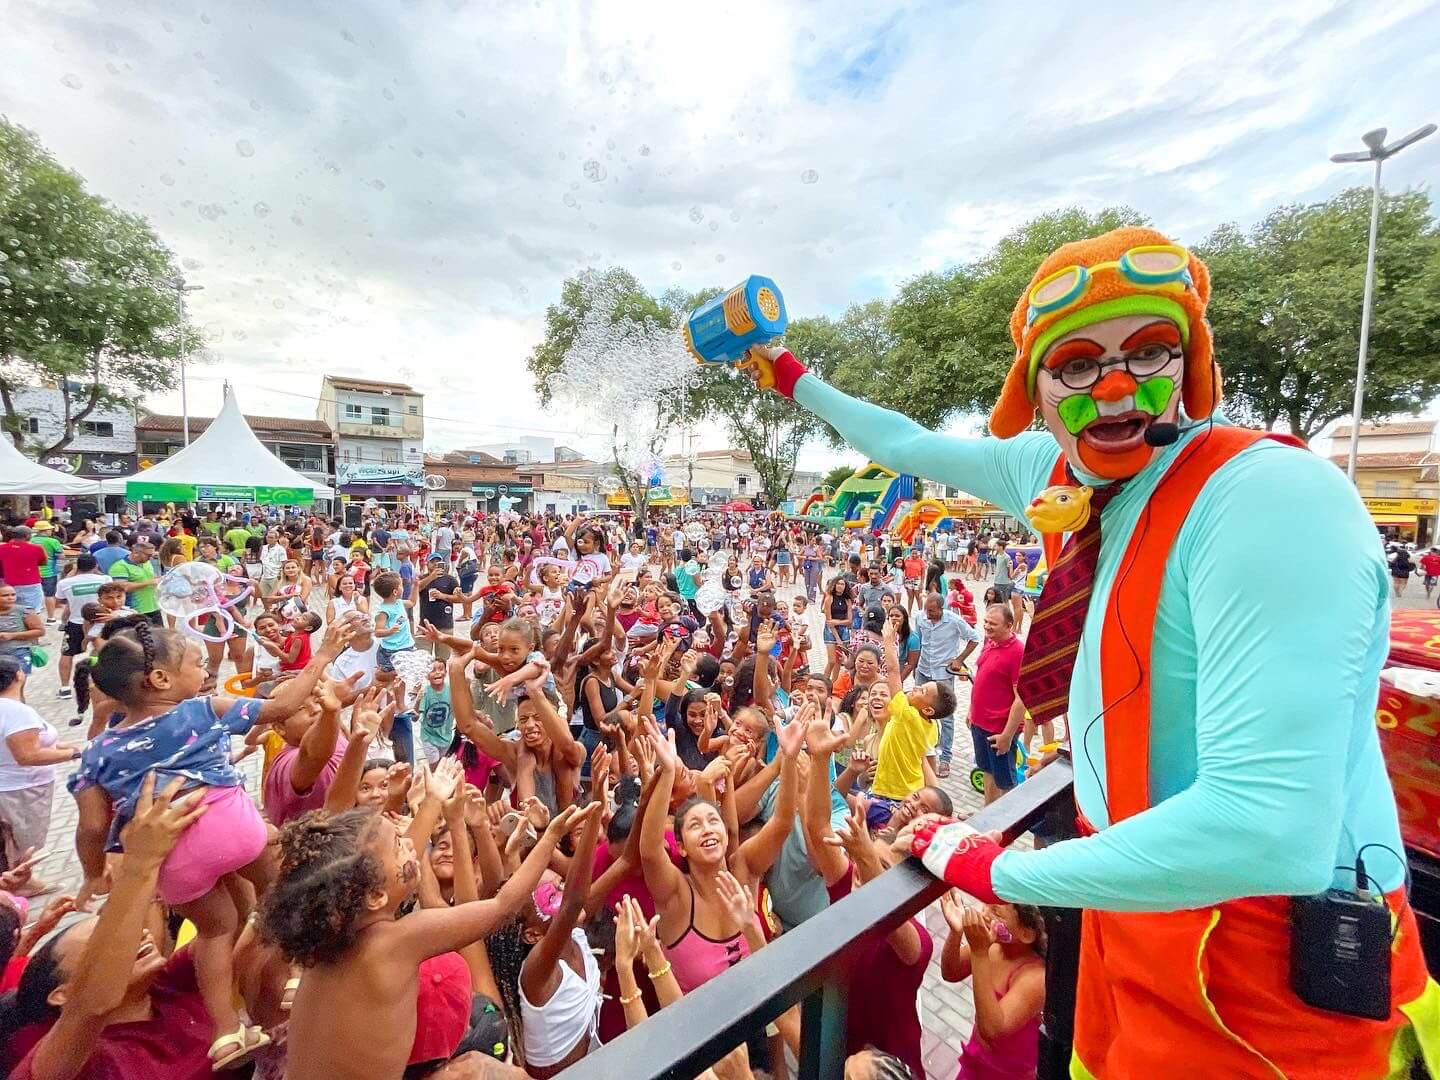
[683,275,788,390]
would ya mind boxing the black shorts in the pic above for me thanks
[41,576,57,598]
[992,583,1014,601]
[62,623,86,656]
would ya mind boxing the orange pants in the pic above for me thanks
[1072,889,1435,1079]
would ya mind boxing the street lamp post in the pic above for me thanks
[171,279,205,445]
[1330,123,1436,481]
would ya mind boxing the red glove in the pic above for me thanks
[915,818,1004,904]
[769,350,810,400]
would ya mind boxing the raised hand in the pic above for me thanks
[463,787,489,830]
[774,714,806,758]
[408,761,432,814]
[804,710,847,758]
[940,889,968,936]
[521,796,551,833]
[698,754,732,789]
[615,892,641,968]
[590,744,611,793]
[715,870,754,930]
[543,800,599,844]
[432,760,465,818]
[961,903,993,950]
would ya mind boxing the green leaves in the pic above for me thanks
[1195,187,1440,439]
[1,119,192,453]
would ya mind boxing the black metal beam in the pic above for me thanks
[559,758,1076,1079]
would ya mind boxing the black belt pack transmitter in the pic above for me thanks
[1290,889,1390,1020]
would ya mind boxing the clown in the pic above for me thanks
[746,227,1439,1077]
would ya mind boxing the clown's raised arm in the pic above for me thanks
[756,227,1439,1078]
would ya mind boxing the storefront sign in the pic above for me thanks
[471,483,533,497]
[607,486,691,508]
[336,462,423,487]
[42,451,137,478]
[1365,497,1439,516]
[197,485,258,501]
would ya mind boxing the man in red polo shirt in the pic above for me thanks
[0,526,48,615]
[968,603,1025,804]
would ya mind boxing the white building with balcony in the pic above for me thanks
[317,375,425,509]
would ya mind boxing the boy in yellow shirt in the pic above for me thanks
[867,616,956,828]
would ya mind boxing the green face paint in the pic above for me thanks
[1133,375,1176,416]
[1057,393,1098,435]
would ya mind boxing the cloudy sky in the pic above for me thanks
[3,0,1438,467]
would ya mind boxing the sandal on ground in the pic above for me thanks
[209,1024,271,1071]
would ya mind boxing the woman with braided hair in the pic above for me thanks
[66,613,362,1070]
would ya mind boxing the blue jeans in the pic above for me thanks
[919,670,955,763]
[391,710,415,766]
[937,710,954,765]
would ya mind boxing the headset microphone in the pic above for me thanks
[1143,420,1208,447]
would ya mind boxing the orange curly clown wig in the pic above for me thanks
[988,226,1221,439]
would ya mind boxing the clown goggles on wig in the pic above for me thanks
[1025,244,1193,327]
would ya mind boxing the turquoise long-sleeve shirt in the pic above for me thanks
[795,373,1405,910]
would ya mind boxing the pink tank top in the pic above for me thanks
[956,957,1043,1080]
[664,880,752,993]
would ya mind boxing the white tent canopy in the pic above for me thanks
[0,435,102,496]
[100,387,334,503]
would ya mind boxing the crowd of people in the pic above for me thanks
[0,501,1068,1079]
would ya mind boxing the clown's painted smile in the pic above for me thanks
[1037,317,1185,480]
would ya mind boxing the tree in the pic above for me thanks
[1196,188,1440,440]
[0,119,193,454]
[827,206,1147,428]
[526,268,703,522]
[679,305,841,509]
[821,464,855,491]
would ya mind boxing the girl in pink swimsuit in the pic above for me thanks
[939,891,1047,1080]
[638,718,803,993]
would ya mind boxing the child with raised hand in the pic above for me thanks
[68,615,361,1069]
[260,800,596,1080]
[939,889,1046,1080]
[512,792,603,1076]
[372,571,418,686]
[70,616,365,1077]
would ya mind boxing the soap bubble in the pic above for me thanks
[545,272,699,475]
[102,238,123,255]
[391,649,434,701]
[688,206,704,224]
[253,201,270,217]
[160,173,176,186]
[800,169,819,184]
[60,74,83,90]
[235,139,255,158]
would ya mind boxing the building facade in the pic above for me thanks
[422,451,526,514]
[1329,420,1439,544]
[467,436,585,466]
[13,384,138,481]
[317,376,425,510]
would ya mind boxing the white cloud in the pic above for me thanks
[2,0,1438,476]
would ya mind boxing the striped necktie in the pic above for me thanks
[1016,478,1126,726]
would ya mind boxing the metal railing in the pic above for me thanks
[561,758,1077,1080]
